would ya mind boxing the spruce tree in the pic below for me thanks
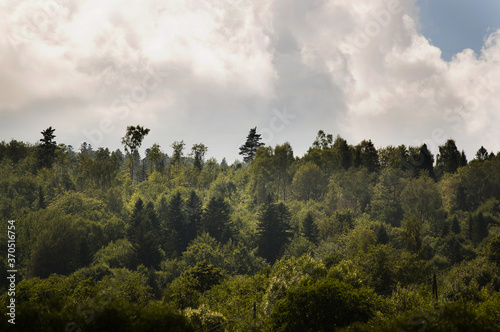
[127,198,162,269]
[201,196,233,243]
[239,127,264,163]
[37,126,57,168]
[302,212,318,244]
[257,199,291,263]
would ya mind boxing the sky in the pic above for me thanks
[1,0,499,164]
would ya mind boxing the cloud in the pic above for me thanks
[1,0,499,161]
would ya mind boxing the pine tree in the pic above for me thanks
[127,198,162,269]
[239,127,264,163]
[302,212,318,244]
[436,139,462,175]
[417,144,436,179]
[451,216,461,234]
[37,127,57,168]
[476,146,489,161]
[257,199,291,263]
[201,196,233,243]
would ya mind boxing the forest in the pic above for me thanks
[1,125,500,331]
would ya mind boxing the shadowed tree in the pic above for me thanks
[239,127,264,163]
[37,127,57,168]
[121,125,150,180]
[257,199,291,263]
[147,143,165,173]
[476,146,490,161]
[436,139,462,176]
[302,212,318,244]
[171,141,185,166]
[127,198,162,268]
[191,143,208,171]
[200,196,233,243]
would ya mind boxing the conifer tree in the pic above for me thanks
[239,127,264,163]
[257,199,291,263]
[302,212,318,244]
[200,196,233,243]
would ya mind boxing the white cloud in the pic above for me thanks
[0,0,499,161]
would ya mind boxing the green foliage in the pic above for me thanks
[292,162,326,201]
[239,127,264,163]
[257,200,292,263]
[268,278,376,332]
[4,130,500,330]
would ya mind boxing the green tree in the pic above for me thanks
[476,146,490,161]
[402,215,423,255]
[292,162,326,201]
[171,140,185,166]
[257,200,291,263]
[191,143,208,171]
[436,139,462,176]
[37,126,57,168]
[274,142,294,201]
[147,143,165,173]
[200,196,233,243]
[239,127,264,163]
[127,198,163,269]
[353,139,379,172]
[268,278,375,332]
[332,135,352,170]
[121,125,150,180]
[302,212,318,244]
[29,216,87,278]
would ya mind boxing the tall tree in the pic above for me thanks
[332,135,352,170]
[274,142,294,201]
[354,139,379,172]
[121,125,150,180]
[257,199,291,263]
[147,143,165,173]
[476,146,489,161]
[436,139,462,176]
[239,127,264,163]
[37,127,57,168]
[191,143,208,171]
[171,141,185,166]
[302,212,318,244]
[127,198,162,268]
[200,196,233,243]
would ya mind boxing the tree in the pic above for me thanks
[413,143,436,179]
[147,143,165,173]
[332,135,352,170]
[191,143,208,171]
[127,198,162,269]
[436,139,462,176]
[257,200,291,263]
[354,139,379,172]
[292,162,326,201]
[171,141,185,166]
[37,127,57,168]
[302,212,318,244]
[268,278,375,332]
[402,215,422,255]
[312,130,333,149]
[121,125,150,180]
[239,127,264,163]
[200,196,233,243]
[274,142,294,200]
[476,146,490,161]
